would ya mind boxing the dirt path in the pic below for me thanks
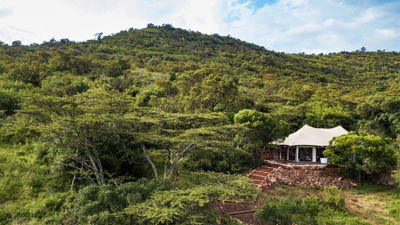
[343,192,399,225]
[214,195,266,225]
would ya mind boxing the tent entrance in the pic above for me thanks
[299,147,312,161]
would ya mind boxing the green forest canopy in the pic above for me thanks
[1,24,400,224]
[1,23,400,181]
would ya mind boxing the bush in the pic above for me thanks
[323,186,345,210]
[255,195,320,225]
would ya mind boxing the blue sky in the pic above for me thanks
[0,0,399,53]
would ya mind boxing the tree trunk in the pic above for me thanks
[163,150,172,180]
[91,146,106,185]
[167,143,195,178]
[84,148,105,185]
[70,174,77,191]
[141,144,159,180]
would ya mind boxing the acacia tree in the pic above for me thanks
[7,82,246,185]
[7,85,151,186]
[140,142,199,181]
[176,68,238,112]
[199,74,238,112]
[324,132,399,181]
[138,112,243,180]
[234,109,287,166]
[9,52,51,86]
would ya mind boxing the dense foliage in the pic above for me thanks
[0,145,255,224]
[74,179,171,224]
[324,132,399,181]
[234,109,287,165]
[125,172,257,225]
[1,24,400,224]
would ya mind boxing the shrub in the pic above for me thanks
[254,195,320,225]
[323,186,345,210]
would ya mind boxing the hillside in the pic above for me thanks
[0,24,400,224]
[2,25,400,131]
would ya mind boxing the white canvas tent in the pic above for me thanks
[280,124,348,147]
[278,125,348,162]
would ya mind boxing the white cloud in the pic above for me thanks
[0,0,399,53]
[355,7,384,24]
[227,0,400,53]
[375,28,398,39]
[0,0,237,44]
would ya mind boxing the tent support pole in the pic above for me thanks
[295,146,299,162]
[286,147,289,161]
[312,147,317,162]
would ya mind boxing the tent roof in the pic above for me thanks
[278,124,348,147]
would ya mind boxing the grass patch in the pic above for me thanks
[261,182,400,225]
[265,185,323,198]
[349,183,399,195]
[255,187,370,225]
[344,180,400,224]
[387,200,400,221]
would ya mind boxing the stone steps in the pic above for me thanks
[252,171,269,176]
[252,180,263,185]
[247,165,276,187]
[248,174,265,180]
[257,167,274,172]
[264,162,281,168]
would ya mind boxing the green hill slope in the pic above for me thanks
[1,24,400,225]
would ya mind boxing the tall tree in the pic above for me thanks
[234,109,287,165]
